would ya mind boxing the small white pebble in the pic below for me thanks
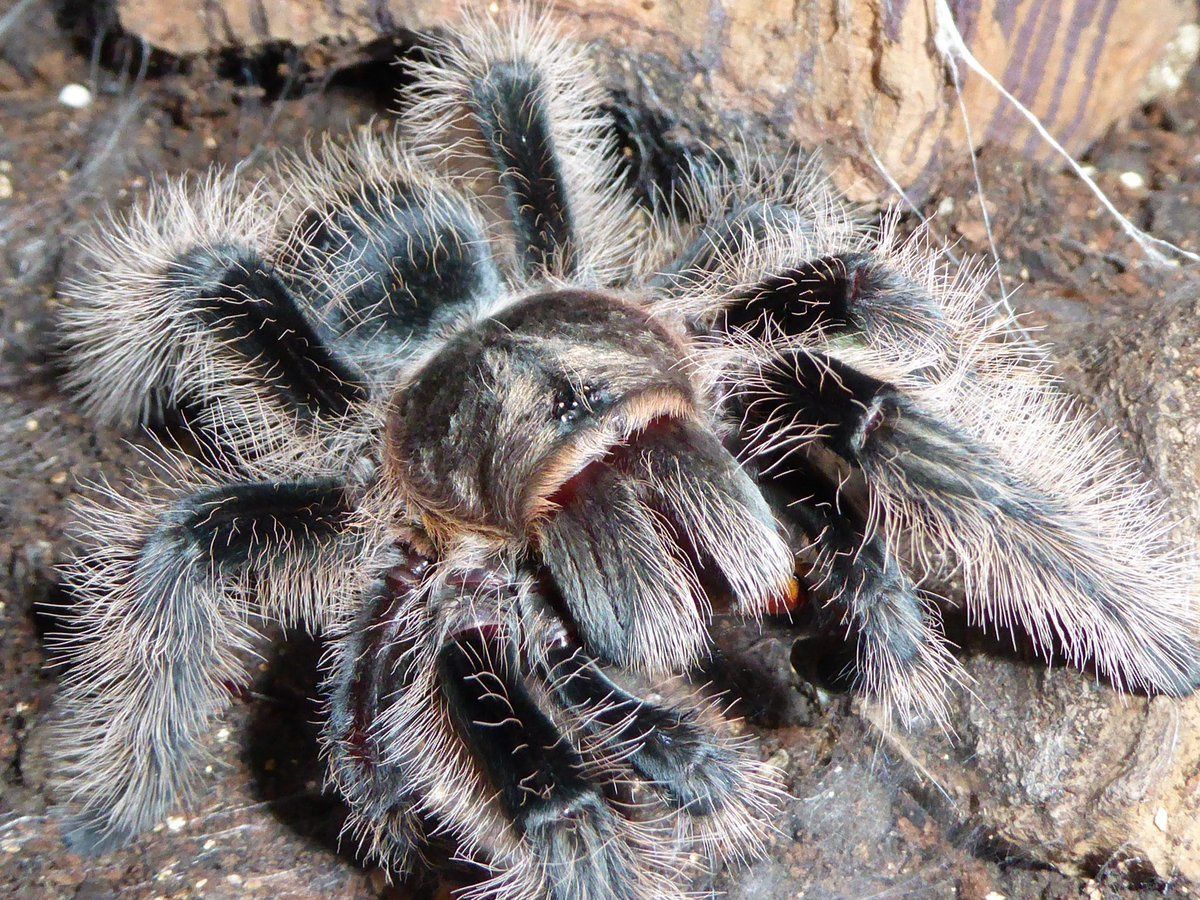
[58,83,93,109]
[1119,170,1146,190]
[936,196,954,217]
[226,874,243,886]
[984,893,1007,900]
[166,814,187,832]
[24,418,39,432]
[0,174,12,200]
[1,839,20,853]
[1155,806,1169,832]
[202,838,216,850]
[215,726,231,743]
[1079,164,1098,178]
[194,879,208,890]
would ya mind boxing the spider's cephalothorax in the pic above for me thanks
[385,287,793,673]
[49,9,1200,898]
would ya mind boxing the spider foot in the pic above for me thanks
[59,812,139,857]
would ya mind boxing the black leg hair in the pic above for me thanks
[51,473,361,852]
[325,556,684,899]
[277,131,503,368]
[740,349,896,463]
[544,638,731,814]
[717,251,946,352]
[757,453,961,726]
[323,544,432,871]
[737,343,1200,699]
[61,175,369,463]
[645,154,951,365]
[469,60,577,279]
[653,159,1200,702]
[405,9,636,284]
[289,184,500,344]
[538,626,782,860]
[325,550,780,889]
[653,201,948,363]
[439,626,647,900]
[175,247,368,421]
[602,90,723,220]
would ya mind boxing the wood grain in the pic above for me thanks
[113,0,1197,197]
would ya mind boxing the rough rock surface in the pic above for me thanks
[4,0,1200,896]
[893,652,1200,884]
[106,0,1199,199]
[1070,284,1200,535]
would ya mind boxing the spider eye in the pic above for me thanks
[551,382,602,426]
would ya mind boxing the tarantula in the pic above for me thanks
[48,9,1200,898]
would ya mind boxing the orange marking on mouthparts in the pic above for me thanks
[764,577,805,616]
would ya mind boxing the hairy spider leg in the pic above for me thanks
[406,9,636,284]
[751,342,1200,698]
[645,193,964,721]
[469,60,578,278]
[641,146,1200,708]
[326,556,685,899]
[539,629,782,860]
[323,546,430,872]
[756,451,961,728]
[52,475,359,852]
[602,91,720,219]
[325,548,779,896]
[713,236,1200,701]
[60,175,369,464]
[440,626,651,900]
[278,135,504,373]
[177,246,368,420]
[717,251,947,352]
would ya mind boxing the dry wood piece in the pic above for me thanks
[114,0,1198,197]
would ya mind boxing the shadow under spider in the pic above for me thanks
[244,632,459,897]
